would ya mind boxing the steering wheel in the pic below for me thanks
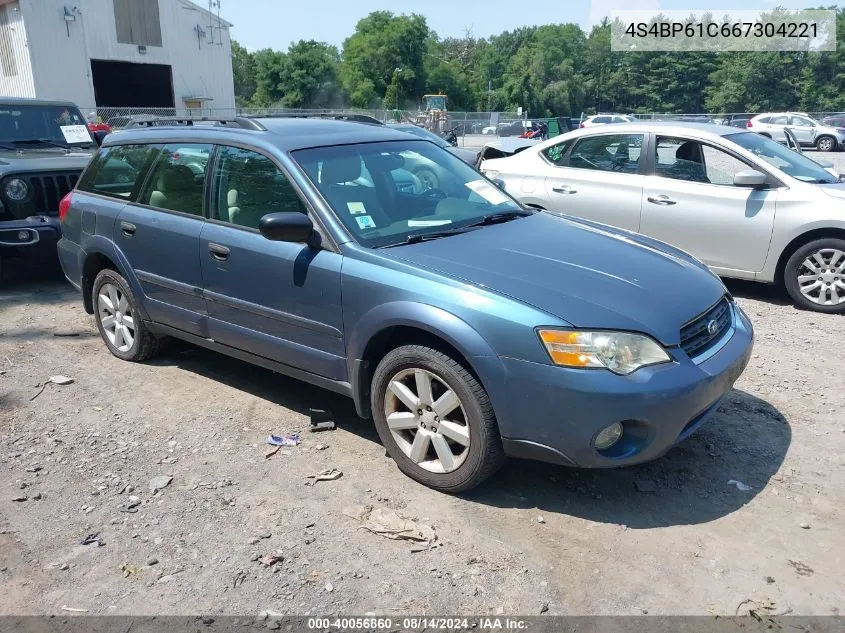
[422,187,448,201]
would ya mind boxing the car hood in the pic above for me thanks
[819,182,845,199]
[446,146,478,164]
[384,213,727,345]
[0,148,94,171]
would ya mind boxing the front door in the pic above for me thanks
[541,132,645,231]
[199,145,345,380]
[640,135,778,276]
[115,142,212,336]
[789,115,817,146]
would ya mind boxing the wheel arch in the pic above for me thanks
[80,236,146,319]
[774,227,845,286]
[347,302,505,419]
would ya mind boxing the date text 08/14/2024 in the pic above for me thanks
[306,617,529,630]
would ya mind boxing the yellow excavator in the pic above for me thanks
[416,94,449,133]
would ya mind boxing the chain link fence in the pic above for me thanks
[83,106,528,148]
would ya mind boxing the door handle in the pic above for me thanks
[208,243,230,261]
[552,185,577,194]
[647,195,676,205]
[120,221,136,236]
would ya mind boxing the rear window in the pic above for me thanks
[541,140,572,166]
[76,144,160,200]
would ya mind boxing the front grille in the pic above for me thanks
[680,297,732,359]
[1,172,81,219]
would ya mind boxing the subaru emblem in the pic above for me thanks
[706,319,719,336]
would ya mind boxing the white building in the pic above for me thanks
[0,0,235,117]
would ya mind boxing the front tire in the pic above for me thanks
[815,136,837,152]
[92,269,163,361]
[783,238,845,313]
[370,345,504,493]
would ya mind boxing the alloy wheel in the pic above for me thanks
[97,282,136,352]
[384,368,470,474]
[817,137,834,151]
[796,248,845,306]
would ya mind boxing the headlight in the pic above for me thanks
[4,178,29,201]
[537,329,671,375]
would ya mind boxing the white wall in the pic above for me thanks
[17,0,234,114]
[0,1,36,98]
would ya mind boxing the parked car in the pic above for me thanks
[0,97,96,279]
[821,114,845,128]
[727,118,751,129]
[481,121,845,313]
[58,116,753,492]
[579,114,638,128]
[747,113,843,151]
[475,137,542,169]
[497,120,542,137]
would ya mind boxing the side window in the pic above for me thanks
[791,116,814,127]
[138,143,211,216]
[569,134,643,173]
[770,116,789,125]
[541,140,572,166]
[655,136,753,186]
[211,145,306,229]
[655,137,709,183]
[76,144,159,200]
[701,145,754,186]
[593,116,610,124]
[757,117,771,124]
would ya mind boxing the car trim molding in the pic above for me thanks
[136,269,203,297]
[203,289,343,338]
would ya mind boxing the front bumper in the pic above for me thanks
[0,215,61,256]
[496,303,754,468]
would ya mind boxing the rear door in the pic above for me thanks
[541,132,645,231]
[116,143,213,336]
[640,135,777,275]
[199,144,345,380]
[789,116,817,145]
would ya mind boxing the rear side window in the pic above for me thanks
[569,134,643,173]
[138,143,212,217]
[541,140,572,166]
[76,144,160,200]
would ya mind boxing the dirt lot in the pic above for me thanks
[1,271,843,617]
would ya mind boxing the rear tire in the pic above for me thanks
[815,135,837,152]
[92,268,164,361]
[783,238,845,314]
[371,344,505,493]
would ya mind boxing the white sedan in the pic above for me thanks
[480,121,845,313]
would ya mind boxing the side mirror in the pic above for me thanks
[92,130,109,146]
[734,169,768,188]
[492,178,507,190]
[259,212,314,242]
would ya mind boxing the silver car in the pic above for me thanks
[480,122,845,313]
[748,112,844,152]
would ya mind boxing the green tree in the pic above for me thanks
[250,48,286,106]
[340,11,430,108]
[280,40,343,108]
[231,40,256,106]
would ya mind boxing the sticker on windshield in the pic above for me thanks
[59,125,91,144]
[355,215,376,229]
[465,179,510,205]
[408,219,452,227]
[346,201,366,215]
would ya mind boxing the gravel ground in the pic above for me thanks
[1,271,843,617]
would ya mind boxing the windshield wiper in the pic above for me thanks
[12,139,72,150]
[462,210,533,228]
[381,227,476,248]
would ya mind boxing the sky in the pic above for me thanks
[219,0,819,52]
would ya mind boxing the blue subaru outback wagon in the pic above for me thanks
[57,116,753,492]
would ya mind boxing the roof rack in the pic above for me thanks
[127,116,267,131]
[254,113,385,126]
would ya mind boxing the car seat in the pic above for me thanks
[672,142,709,183]
[148,164,203,214]
[319,156,391,228]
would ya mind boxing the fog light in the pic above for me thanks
[594,422,623,451]
[18,230,30,241]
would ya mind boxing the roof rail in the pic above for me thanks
[253,113,385,126]
[127,116,267,131]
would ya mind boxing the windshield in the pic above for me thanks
[0,103,93,147]
[390,125,449,148]
[725,132,838,184]
[293,140,525,248]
